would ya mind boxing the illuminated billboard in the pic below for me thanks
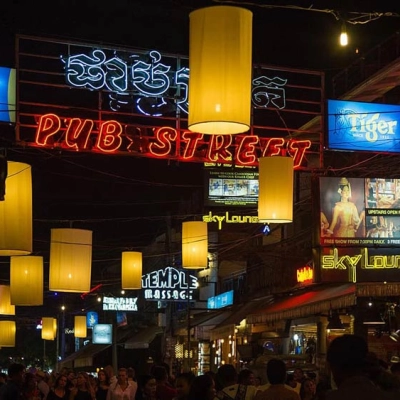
[205,167,258,207]
[0,67,16,123]
[92,324,112,344]
[327,99,400,153]
[319,177,400,247]
[207,290,234,309]
[102,296,138,311]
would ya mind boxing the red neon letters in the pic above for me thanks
[34,113,311,167]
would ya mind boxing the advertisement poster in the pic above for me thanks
[205,167,258,207]
[327,99,400,153]
[319,177,400,246]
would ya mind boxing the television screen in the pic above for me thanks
[205,167,258,207]
[319,177,400,246]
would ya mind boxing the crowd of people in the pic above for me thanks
[1,335,400,400]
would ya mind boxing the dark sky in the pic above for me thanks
[1,0,400,317]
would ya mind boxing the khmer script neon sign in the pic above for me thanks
[34,113,311,167]
[62,49,287,117]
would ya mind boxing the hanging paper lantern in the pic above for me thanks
[258,156,294,223]
[42,317,57,340]
[49,228,93,293]
[0,321,16,347]
[10,256,43,305]
[74,316,87,338]
[0,162,32,255]
[188,6,253,135]
[182,221,208,269]
[0,285,15,315]
[121,251,142,289]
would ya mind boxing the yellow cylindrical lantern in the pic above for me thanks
[49,228,93,293]
[122,251,142,289]
[42,317,57,340]
[74,316,87,338]
[10,256,43,305]
[0,321,16,347]
[258,156,294,223]
[182,221,208,269]
[0,285,15,315]
[188,6,253,135]
[0,162,32,255]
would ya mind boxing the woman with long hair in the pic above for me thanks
[187,375,216,400]
[136,375,158,400]
[47,374,69,400]
[299,378,316,400]
[69,372,95,400]
[95,370,109,400]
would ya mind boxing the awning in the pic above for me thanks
[59,343,111,370]
[124,325,163,349]
[247,283,356,324]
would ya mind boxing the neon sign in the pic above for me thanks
[322,248,400,270]
[34,113,311,167]
[62,49,288,117]
[203,211,259,230]
[142,266,198,301]
[296,266,313,283]
[102,296,138,311]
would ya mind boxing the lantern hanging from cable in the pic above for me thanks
[10,255,43,306]
[258,156,294,223]
[0,285,15,315]
[74,316,87,338]
[42,317,57,340]
[188,6,253,135]
[0,161,32,255]
[122,251,142,289]
[49,228,93,293]
[182,221,208,269]
[0,321,16,347]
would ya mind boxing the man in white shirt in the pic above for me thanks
[107,367,137,400]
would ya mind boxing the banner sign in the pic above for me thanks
[327,99,400,153]
[16,36,323,168]
[207,290,234,309]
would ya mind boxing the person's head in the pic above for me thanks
[300,378,316,399]
[238,369,255,386]
[76,372,90,390]
[104,365,114,379]
[216,364,237,388]
[8,363,25,384]
[286,374,296,388]
[293,368,304,383]
[117,368,128,384]
[98,369,110,384]
[254,376,261,387]
[175,372,195,400]
[138,375,157,399]
[266,359,286,385]
[152,366,168,384]
[54,374,68,389]
[327,334,368,387]
[127,367,136,381]
[188,374,215,400]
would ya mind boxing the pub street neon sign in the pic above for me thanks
[203,211,259,230]
[34,113,311,167]
[62,49,288,117]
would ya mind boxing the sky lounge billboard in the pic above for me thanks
[327,99,400,153]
